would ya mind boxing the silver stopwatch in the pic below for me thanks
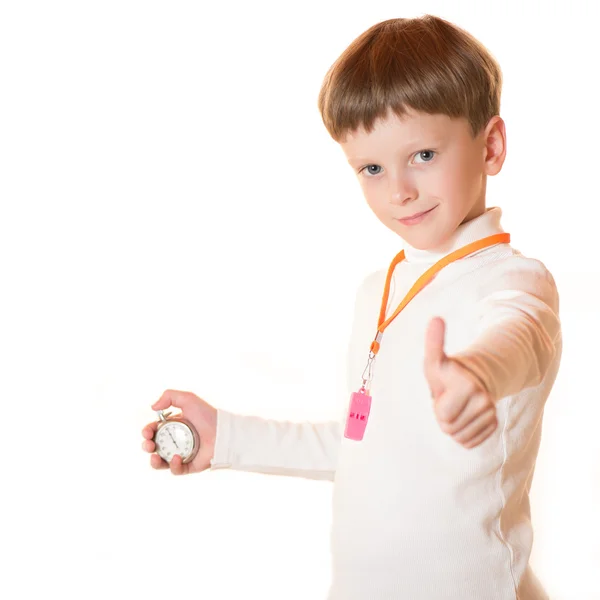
[153,410,200,464]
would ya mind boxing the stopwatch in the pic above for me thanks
[153,409,201,464]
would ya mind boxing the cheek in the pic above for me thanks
[367,196,386,215]
[429,160,472,195]
[361,184,384,207]
[424,165,458,195]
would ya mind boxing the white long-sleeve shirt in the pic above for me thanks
[209,206,562,600]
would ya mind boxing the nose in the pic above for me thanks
[389,174,418,206]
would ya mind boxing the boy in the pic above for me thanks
[143,14,562,599]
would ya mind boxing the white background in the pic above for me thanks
[1,1,599,598]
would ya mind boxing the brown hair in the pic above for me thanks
[317,14,502,143]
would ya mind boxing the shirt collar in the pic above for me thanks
[402,206,506,264]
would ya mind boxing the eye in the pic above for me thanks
[358,150,436,177]
[358,164,383,177]
[414,150,436,163]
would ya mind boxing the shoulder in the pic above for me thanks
[475,247,560,312]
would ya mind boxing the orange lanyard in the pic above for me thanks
[360,232,511,390]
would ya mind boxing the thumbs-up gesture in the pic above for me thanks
[424,317,498,449]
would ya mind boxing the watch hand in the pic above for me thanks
[167,429,181,454]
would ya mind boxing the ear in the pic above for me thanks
[482,116,506,177]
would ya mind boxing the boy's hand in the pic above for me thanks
[141,389,218,475]
[424,317,497,449]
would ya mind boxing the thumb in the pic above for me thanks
[151,389,190,412]
[424,317,448,385]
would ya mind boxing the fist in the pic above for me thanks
[424,317,497,449]
[141,389,218,475]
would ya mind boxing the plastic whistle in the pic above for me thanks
[344,386,372,441]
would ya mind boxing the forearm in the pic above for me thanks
[209,408,343,481]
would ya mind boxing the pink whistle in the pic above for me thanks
[344,387,372,441]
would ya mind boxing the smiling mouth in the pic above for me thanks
[396,205,437,223]
[405,209,430,219]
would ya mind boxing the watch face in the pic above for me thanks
[154,420,195,463]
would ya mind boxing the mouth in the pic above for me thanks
[395,205,437,225]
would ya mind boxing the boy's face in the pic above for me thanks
[340,108,506,250]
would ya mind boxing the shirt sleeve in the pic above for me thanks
[208,275,370,481]
[208,410,344,480]
[449,257,562,404]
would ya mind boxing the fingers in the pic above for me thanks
[169,454,189,476]
[438,393,491,435]
[142,438,155,453]
[144,441,185,475]
[148,448,189,473]
[463,421,498,449]
[144,390,192,475]
[141,421,158,440]
[452,412,497,448]
[434,363,486,424]
[435,389,470,424]
[150,453,169,469]
[149,451,187,473]
[144,435,188,474]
